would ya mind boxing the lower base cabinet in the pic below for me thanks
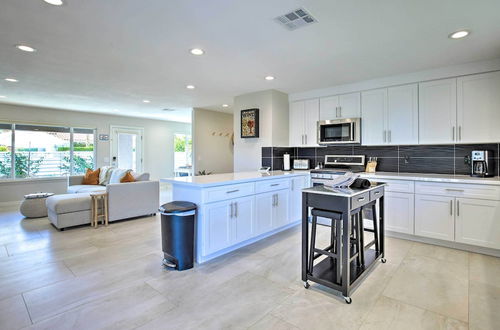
[385,192,414,234]
[455,198,500,249]
[255,189,290,235]
[415,194,455,241]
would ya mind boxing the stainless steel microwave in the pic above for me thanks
[317,118,361,144]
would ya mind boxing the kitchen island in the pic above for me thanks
[161,171,310,263]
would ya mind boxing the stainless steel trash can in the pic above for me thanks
[159,201,197,270]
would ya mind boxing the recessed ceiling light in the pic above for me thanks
[449,30,469,39]
[190,48,204,55]
[113,109,119,112]
[162,108,176,112]
[5,78,18,82]
[16,45,36,52]
[43,0,64,6]
[186,85,195,89]
[222,104,229,108]
[265,76,275,81]
[0,95,6,98]
[143,100,151,103]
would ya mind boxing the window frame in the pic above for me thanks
[0,123,97,180]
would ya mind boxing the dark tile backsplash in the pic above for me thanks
[262,144,500,175]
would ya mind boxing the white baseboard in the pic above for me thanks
[386,231,500,258]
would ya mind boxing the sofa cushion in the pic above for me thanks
[120,171,135,183]
[82,168,100,185]
[109,168,130,183]
[99,166,115,185]
[68,185,106,194]
[46,193,91,214]
[133,172,150,181]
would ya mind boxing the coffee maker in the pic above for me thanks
[471,150,495,177]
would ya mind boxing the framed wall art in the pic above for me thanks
[240,108,259,138]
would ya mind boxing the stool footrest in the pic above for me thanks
[314,248,338,259]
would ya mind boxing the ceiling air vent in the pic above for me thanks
[274,8,317,31]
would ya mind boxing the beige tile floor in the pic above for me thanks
[0,205,498,330]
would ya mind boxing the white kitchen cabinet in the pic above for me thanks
[418,78,457,144]
[273,189,290,228]
[232,196,255,244]
[290,175,308,222]
[455,198,500,249]
[320,92,360,120]
[385,192,415,234]
[203,200,232,255]
[255,192,274,235]
[415,194,455,241]
[457,71,500,143]
[386,84,418,144]
[361,88,386,145]
[289,99,319,146]
[361,84,417,145]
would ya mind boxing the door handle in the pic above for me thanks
[457,200,460,216]
[226,189,239,194]
[450,200,453,216]
[235,202,238,218]
[383,130,387,143]
[339,106,342,117]
[388,130,391,143]
[276,194,279,206]
[452,126,455,141]
[272,194,276,206]
[459,126,462,141]
[291,180,294,191]
[230,202,234,218]
[305,134,307,145]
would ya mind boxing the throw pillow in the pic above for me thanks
[99,166,115,185]
[120,171,136,183]
[82,168,100,185]
[133,172,150,181]
[109,168,130,184]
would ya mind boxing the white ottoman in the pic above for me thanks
[46,193,92,230]
[20,193,54,218]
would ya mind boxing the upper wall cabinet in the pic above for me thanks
[457,71,500,143]
[289,99,319,147]
[419,78,457,144]
[361,84,418,145]
[320,92,360,120]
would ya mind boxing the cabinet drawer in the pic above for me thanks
[203,183,255,203]
[415,182,500,201]
[351,192,370,210]
[369,186,384,201]
[255,179,290,193]
[364,178,414,193]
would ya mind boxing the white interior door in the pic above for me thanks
[110,126,144,172]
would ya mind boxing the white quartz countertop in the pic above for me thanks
[303,183,386,198]
[161,170,310,187]
[360,172,500,185]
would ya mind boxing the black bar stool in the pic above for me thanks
[360,201,380,253]
[308,208,366,284]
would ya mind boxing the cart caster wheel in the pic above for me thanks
[343,296,352,304]
[303,281,310,289]
[381,258,387,263]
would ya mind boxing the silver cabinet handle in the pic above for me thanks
[291,180,294,191]
[276,194,279,206]
[445,188,464,192]
[271,183,280,187]
[450,200,453,216]
[457,200,460,216]
[388,130,391,143]
[226,189,239,194]
[272,194,276,206]
[374,191,380,195]
[459,126,462,141]
[230,202,234,218]
[335,107,338,117]
[452,126,455,141]
[358,197,365,201]
[235,202,238,218]
[339,106,342,117]
[383,130,387,143]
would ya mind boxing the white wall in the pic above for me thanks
[233,90,288,172]
[0,103,190,202]
[192,108,233,174]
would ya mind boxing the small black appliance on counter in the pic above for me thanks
[471,150,495,177]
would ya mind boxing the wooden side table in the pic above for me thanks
[90,192,108,228]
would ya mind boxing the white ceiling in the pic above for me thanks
[1,0,500,123]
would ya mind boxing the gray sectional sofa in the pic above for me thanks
[46,173,159,230]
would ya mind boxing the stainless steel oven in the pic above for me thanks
[317,118,361,144]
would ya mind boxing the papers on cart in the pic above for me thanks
[323,172,360,189]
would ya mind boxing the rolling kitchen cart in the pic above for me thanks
[301,184,386,304]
